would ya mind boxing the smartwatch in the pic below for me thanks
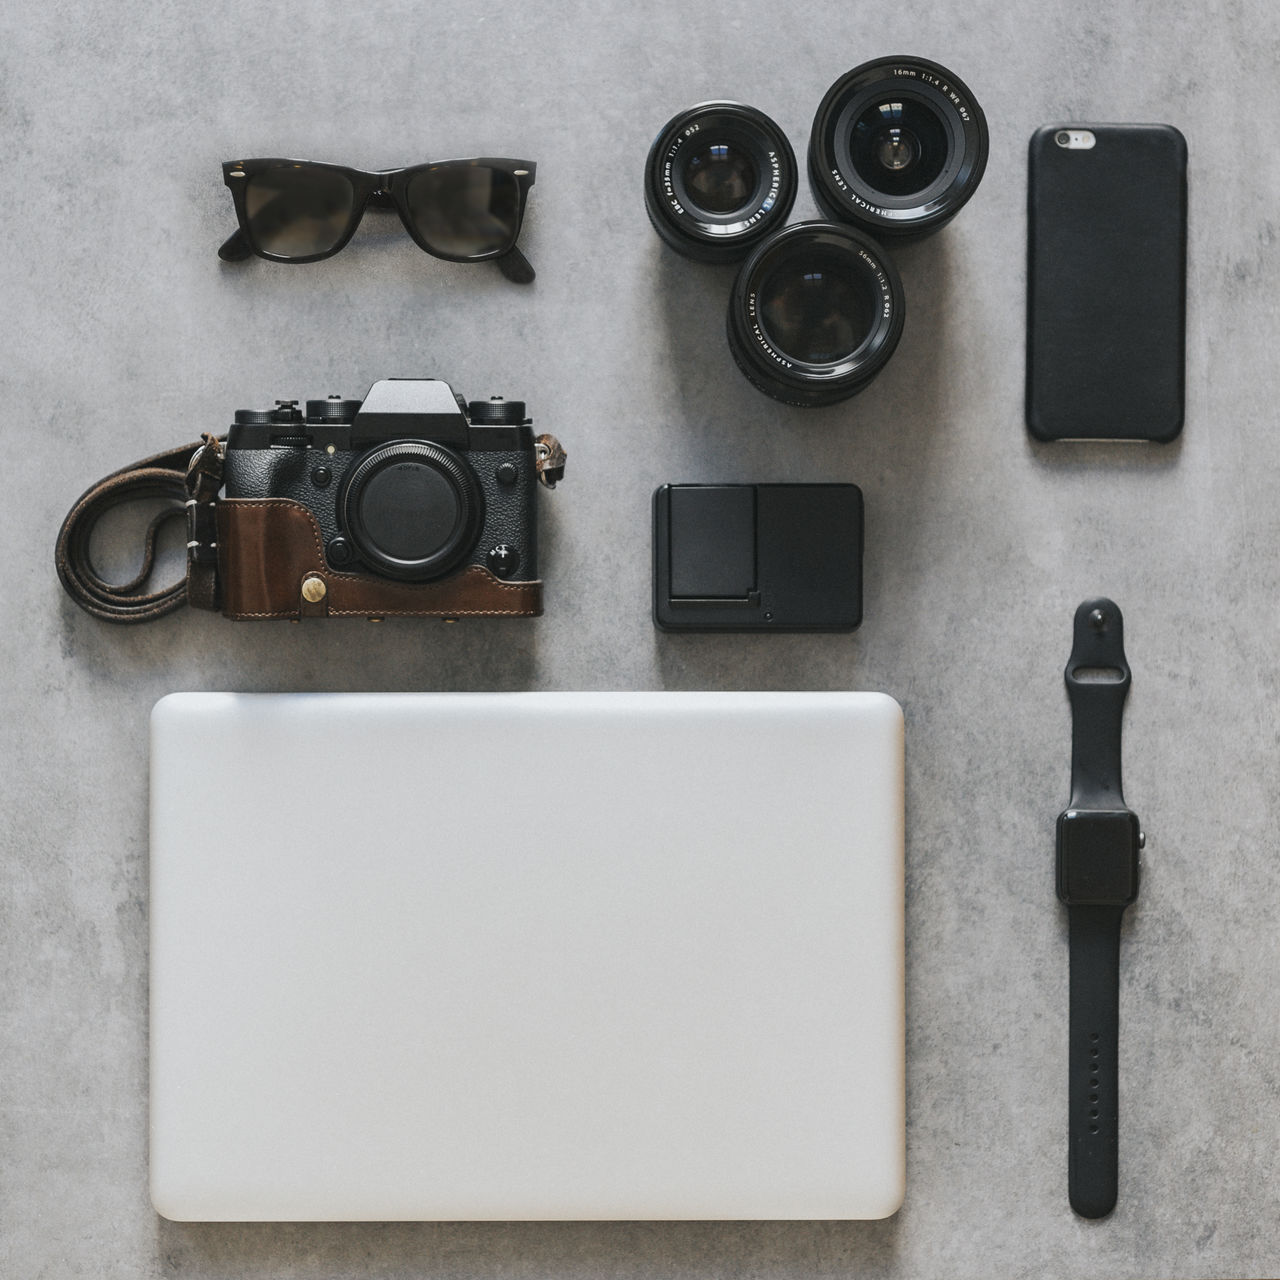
[1056,598,1143,1218]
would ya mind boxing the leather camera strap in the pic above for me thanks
[55,437,224,623]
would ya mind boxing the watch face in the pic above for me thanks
[1056,809,1140,905]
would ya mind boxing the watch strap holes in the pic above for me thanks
[1070,665,1126,683]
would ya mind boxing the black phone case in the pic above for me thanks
[1026,123,1187,442]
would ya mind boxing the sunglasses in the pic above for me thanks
[218,157,537,283]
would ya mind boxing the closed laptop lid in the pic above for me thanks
[149,691,905,1221]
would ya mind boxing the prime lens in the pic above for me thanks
[645,102,798,263]
[726,221,905,407]
[808,56,988,240]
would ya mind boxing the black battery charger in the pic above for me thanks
[652,483,863,633]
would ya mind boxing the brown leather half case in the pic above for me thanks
[215,498,543,620]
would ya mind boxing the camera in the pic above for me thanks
[216,379,564,620]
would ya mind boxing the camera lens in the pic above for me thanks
[809,56,988,240]
[873,127,918,173]
[337,441,484,581]
[726,221,905,407]
[684,141,757,213]
[850,100,949,196]
[645,102,798,263]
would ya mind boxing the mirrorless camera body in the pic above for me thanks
[215,378,563,620]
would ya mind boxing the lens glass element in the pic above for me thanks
[850,98,950,197]
[682,142,758,215]
[757,248,878,365]
[406,165,520,257]
[245,166,356,258]
[876,128,917,171]
[729,222,904,406]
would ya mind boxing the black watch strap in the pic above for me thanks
[1065,600,1131,809]
[1067,903,1124,1217]
[1059,597,1139,1219]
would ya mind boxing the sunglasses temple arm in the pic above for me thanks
[217,228,254,262]
[497,244,535,284]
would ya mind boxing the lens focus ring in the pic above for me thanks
[645,101,798,264]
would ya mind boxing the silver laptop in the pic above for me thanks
[150,691,905,1221]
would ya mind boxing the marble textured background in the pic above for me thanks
[3,0,1279,1275]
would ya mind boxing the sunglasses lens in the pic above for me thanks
[244,166,356,258]
[405,165,521,257]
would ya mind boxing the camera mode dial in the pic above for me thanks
[306,396,362,423]
[468,397,526,425]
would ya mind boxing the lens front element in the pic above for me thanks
[683,142,760,214]
[850,98,950,196]
[875,127,917,171]
[757,248,880,365]
[727,222,905,407]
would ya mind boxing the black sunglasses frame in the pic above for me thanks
[218,157,537,281]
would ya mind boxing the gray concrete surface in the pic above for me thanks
[3,0,1279,1275]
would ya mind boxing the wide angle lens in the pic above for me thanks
[726,221,905,407]
[808,56,988,240]
[645,101,798,263]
